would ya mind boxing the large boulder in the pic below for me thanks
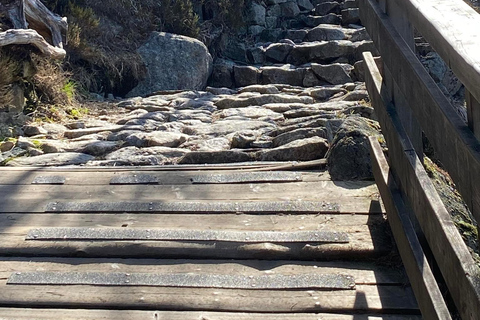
[326,116,382,180]
[127,32,213,97]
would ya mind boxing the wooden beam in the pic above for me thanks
[389,0,480,105]
[363,50,480,320]
[359,0,480,231]
[368,136,451,320]
[467,90,480,141]
[0,309,424,320]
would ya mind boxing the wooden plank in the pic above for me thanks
[359,0,480,236]
[0,281,419,312]
[0,212,384,229]
[0,309,422,320]
[0,170,332,185]
[0,160,325,173]
[368,136,451,319]
[0,198,382,214]
[24,228,350,243]
[362,50,480,320]
[0,181,381,201]
[0,258,407,285]
[389,0,480,104]
[467,90,480,141]
[0,227,389,260]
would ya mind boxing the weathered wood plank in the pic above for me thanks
[0,309,422,320]
[359,0,480,237]
[0,213,385,229]
[0,199,382,214]
[0,181,381,201]
[0,281,419,312]
[0,161,323,172]
[467,90,480,141]
[0,258,407,285]
[0,226,389,260]
[389,0,480,104]
[368,136,451,319]
[362,48,480,320]
[0,170,331,185]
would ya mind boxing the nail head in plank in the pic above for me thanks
[45,201,341,213]
[110,174,159,185]
[190,172,302,184]
[8,272,356,290]
[32,176,66,185]
[25,228,349,243]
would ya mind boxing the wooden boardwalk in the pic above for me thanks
[0,164,420,319]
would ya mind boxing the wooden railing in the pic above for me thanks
[357,0,480,319]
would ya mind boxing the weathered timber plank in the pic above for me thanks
[25,228,350,243]
[0,161,298,172]
[0,170,332,185]
[389,0,480,104]
[0,181,381,201]
[0,258,407,285]
[0,309,422,320]
[44,201,340,214]
[0,199,381,214]
[362,49,480,320]
[0,227,389,260]
[0,213,385,230]
[359,0,480,224]
[7,272,356,290]
[368,135,451,319]
[467,90,480,141]
[0,281,419,312]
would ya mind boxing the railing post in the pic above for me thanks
[380,0,424,159]
[466,91,480,240]
[466,91,480,141]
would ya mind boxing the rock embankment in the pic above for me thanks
[1,0,382,180]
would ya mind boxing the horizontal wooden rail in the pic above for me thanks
[388,0,480,104]
[363,51,480,320]
[359,0,480,233]
[369,137,451,320]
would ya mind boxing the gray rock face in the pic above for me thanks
[179,150,254,164]
[327,116,381,180]
[289,41,354,65]
[307,25,347,41]
[234,66,260,87]
[261,66,306,86]
[127,32,213,97]
[297,0,314,11]
[245,1,266,25]
[7,152,94,166]
[265,43,294,63]
[315,2,341,15]
[272,127,327,147]
[311,63,353,85]
[124,132,188,148]
[341,8,360,25]
[280,1,301,17]
[258,136,329,161]
[209,59,235,88]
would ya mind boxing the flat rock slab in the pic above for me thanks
[8,272,355,290]
[7,153,95,167]
[26,228,350,243]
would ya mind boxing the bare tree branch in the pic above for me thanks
[0,28,66,59]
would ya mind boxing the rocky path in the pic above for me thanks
[1,0,380,180]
